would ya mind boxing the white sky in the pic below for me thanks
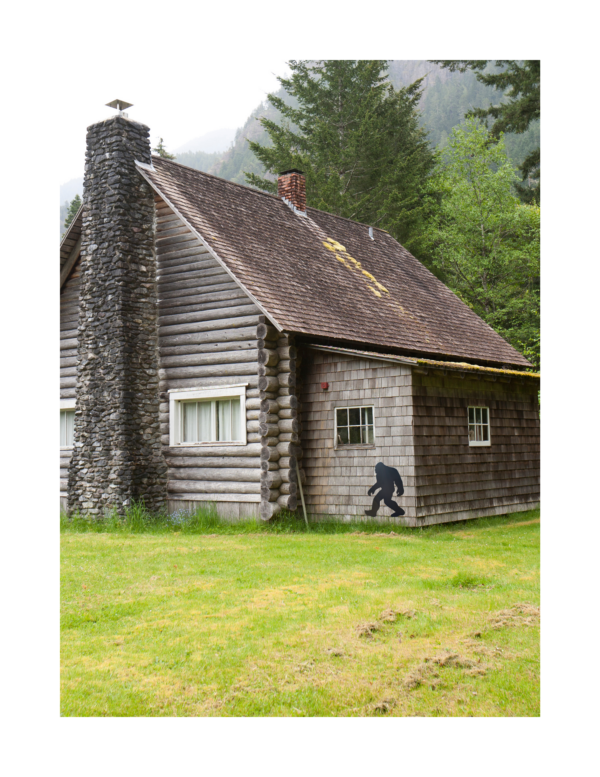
[60,57,287,184]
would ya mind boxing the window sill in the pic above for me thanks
[169,441,247,448]
[468,441,491,447]
[334,444,377,451]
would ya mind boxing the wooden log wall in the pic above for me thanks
[156,196,267,512]
[60,194,305,520]
[60,259,81,496]
[412,370,540,521]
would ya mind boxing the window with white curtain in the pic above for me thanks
[60,399,76,448]
[169,385,247,446]
[60,409,75,448]
[181,397,241,443]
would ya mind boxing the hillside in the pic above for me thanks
[199,60,539,188]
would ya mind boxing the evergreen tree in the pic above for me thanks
[63,194,82,231]
[245,60,436,251]
[423,119,540,367]
[153,138,176,159]
[431,61,540,202]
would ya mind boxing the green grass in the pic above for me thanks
[61,508,540,716]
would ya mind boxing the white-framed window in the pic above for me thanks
[169,384,247,447]
[60,398,76,449]
[468,406,491,446]
[335,405,375,447]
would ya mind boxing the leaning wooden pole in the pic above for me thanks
[296,460,309,530]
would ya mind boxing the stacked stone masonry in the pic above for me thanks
[68,116,168,515]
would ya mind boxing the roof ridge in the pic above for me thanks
[306,205,387,234]
[152,156,388,234]
[152,155,277,199]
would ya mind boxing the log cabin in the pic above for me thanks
[60,110,540,526]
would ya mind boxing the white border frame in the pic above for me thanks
[334,404,376,450]
[467,405,491,447]
[168,383,247,447]
[60,398,76,450]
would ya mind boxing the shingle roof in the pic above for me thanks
[137,157,531,369]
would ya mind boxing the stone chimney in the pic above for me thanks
[278,169,306,212]
[68,114,168,516]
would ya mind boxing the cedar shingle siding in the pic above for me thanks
[299,350,417,522]
[298,350,539,525]
[412,371,540,522]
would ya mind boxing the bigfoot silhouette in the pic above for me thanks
[365,462,405,517]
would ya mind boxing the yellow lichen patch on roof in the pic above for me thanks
[361,270,388,293]
[324,238,347,253]
[417,358,540,379]
[322,237,390,296]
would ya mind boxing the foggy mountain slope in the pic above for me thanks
[206,60,539,187]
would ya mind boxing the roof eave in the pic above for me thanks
[305,344,539,380]
[59,203,83,250]
[294,330,532,372]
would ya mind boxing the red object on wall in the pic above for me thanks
[321,382,329,390]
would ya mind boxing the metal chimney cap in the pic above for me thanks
[106,99,133,112]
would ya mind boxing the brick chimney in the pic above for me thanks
[68,113,168,516]
[278,169,306,212]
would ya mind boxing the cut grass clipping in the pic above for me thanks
[61,507,540,716]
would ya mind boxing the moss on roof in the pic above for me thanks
[417,358,539,380]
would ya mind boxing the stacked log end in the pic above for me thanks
[258,317,282,520]
[257,321,305,520]
[275,334,303,513]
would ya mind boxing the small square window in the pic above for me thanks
[336,405,375,447]
[468,406,491,447]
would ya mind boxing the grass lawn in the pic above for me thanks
[61,509,540,717]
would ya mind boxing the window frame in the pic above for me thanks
[467,405,491,447]
[169,384,247,447]
[60,398,76,450]
[334,404,376,450]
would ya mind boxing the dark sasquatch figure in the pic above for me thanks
[365,462,405,517]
